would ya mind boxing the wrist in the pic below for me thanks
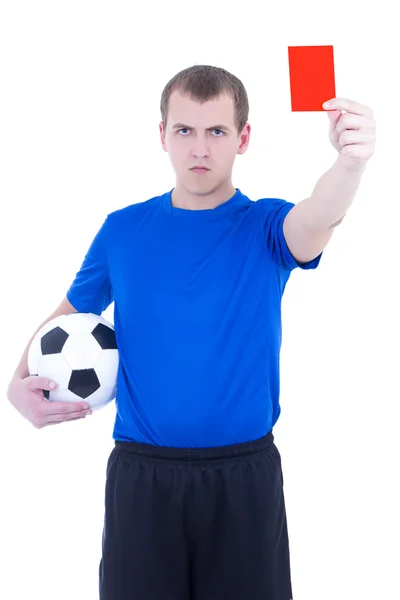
[335,154,368,175]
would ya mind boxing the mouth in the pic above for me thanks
[191,167,210,173]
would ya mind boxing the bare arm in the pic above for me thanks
[11,296,77,382]
[282,158,366,264]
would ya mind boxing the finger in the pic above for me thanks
[324,98,374,119]
[327,110,342,132]
[339,130,376,146]
[44,409,92,424]
[39,398,91,415]
[340,143,373,157]
[335,114,376,135]
[28,375,57,392]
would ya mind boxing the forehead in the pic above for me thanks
[168,90,235,127]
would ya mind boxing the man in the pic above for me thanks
[7,65,376,599]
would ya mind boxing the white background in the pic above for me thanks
[1,1,399,599]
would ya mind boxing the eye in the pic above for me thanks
[178,129,224,136]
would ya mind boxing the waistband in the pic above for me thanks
[114,430,274,462]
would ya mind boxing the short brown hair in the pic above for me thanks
[160,65,249,135]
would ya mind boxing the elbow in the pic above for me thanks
[330,215,346,228]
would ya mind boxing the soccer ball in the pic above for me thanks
[28,312,119,410]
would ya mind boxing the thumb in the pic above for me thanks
[326,109,342,125]
[28,375,57,391]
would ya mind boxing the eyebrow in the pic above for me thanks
[172,123,232,132]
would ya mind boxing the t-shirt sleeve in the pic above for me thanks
[261,198,323,271]
[66,215,113,315]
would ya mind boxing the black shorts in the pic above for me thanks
[99,430,293,600]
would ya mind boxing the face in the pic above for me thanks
[159,90,251,199]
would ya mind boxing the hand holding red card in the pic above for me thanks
[288,45,376,170]
[322,98,376,170]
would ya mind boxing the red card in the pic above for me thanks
[288,46,336,111]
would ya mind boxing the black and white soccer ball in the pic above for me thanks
[28,312,119,410]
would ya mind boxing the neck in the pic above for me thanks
[171,182,237,211]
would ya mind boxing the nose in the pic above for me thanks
[191,134,210,159]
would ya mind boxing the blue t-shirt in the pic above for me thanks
[67,188,322,447]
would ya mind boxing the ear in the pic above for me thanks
[159,122,168,152]
[237,123,251,155]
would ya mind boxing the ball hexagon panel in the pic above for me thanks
[81,384,116,410]
[62,333,103,370]
[95,348,120,388]
[60,312,114,335]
